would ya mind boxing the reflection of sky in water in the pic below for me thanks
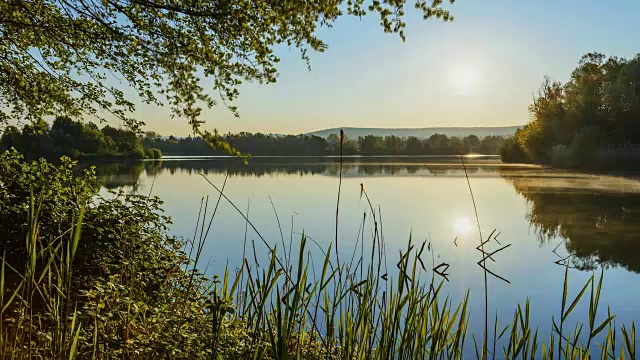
[95,158,640,347]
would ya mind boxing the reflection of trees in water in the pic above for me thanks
[502,172,640,273]
[88,160,640,274]
[155,157,496,178]
[79,161,163,192]
[86,157,499,190]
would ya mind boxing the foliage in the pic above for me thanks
[501,52,640,168]
[548,144,572,168]
[0,149,94,261]
[1,0,455,148]
[0,116,158,159]
[143,131,507,156]
[499,136,529,163]
[568,125,602,167]
[101,125,146,158]
[0,150,168,279]
[0,150,220,358]
[50,116,119,158]
[145,147,163,159]
[479,136,505,155]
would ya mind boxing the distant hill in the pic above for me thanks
[307,126,522,139]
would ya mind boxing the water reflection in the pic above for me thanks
[90,157,640,275]
[90,156,500,187]
[81,160,163,191]
[501,171,640,273]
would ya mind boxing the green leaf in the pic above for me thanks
[562,277,592,322]
[591,315,616,339]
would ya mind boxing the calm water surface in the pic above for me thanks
[95,156,640,343]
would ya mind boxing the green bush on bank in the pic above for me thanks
[145,147,163,159]
[0,150,220,358]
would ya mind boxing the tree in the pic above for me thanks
[143,131,163,145]
[3,119,54,158]
[145,148,163,159]
[342,136,359,155]
[464,135,480,151]
[1,0,456,152]
[479,135,505,154]
[405,136,424,155]
[427,133,455,154]
[501,52,640,167]
[450,137,469,154]
[0,125,21,151]
[326,133,341,154]
[50,116,117,157]
[384,135,405,155]
[102,126,145,158]
[358,135,384,155]
[608,55,640,142]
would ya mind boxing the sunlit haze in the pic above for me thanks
[447,63,482,96]
[128,0,640,136]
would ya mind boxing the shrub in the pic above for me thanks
[145,147,163,159]
[0,150,219,358]
[0,149,95,263]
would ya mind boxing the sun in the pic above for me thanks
[454,217,473,235]
[447,63,482,95]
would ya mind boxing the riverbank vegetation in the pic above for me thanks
[0,150,636,359]
[500,52,640,168]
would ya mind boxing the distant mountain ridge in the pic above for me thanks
[307,126,522,139]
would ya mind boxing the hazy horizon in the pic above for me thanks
[150,124,523,137]
[109,0,640,136]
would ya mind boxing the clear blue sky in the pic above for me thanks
[135,0,640,136]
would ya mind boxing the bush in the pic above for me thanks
[0,149,94,262]
[0,150,220,358]
[145,147,163,159]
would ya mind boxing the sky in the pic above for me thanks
[130,0,640,136]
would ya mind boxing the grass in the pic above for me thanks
[0,151,637,359]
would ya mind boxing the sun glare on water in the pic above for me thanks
[454,217,473,235]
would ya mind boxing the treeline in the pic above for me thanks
[500,52,640,168]
[144,132,506,156]
[0,116,162,160]
[2,117,507,159]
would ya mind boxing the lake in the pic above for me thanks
[94,156,640,346]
